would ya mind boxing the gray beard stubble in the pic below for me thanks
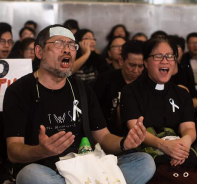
[41,61,72,78]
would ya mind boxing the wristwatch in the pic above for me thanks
[120,137,127,152]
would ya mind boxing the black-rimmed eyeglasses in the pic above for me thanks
[45,40,79,51]
[0,39,14,46]
[148,54,176,62]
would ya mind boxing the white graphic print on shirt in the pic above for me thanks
[45,99,82,132]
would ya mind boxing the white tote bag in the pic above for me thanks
[56,144,127,184]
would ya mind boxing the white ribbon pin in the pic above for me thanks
[73,100,82,121]
[169,98,179,112]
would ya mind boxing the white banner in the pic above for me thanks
[0,59,33,111]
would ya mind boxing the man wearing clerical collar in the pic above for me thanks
[120,37,197,176]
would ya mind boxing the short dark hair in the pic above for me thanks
[0,22,12,38]
[106,24,130,41]
[143,38,178,62]
[186,32,197,43]
[107,36,126,51]
[24,20,37,29]
[121,40,144,61]
[150,30,167,39]
[74,29,94,42]
[21,37,35,53]
[168,35,185,52]
[132,32,148,41]
[19,27,35,38]
[63,19,79,31]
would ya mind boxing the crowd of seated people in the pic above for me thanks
[0,19,197,184]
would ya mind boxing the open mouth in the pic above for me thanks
[159,68,169,72]
[61,57,71,67]
[62,58,70,63]
[2,50,9,54]
[159,68,169,75]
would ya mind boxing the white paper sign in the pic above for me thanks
[0,59,33,111]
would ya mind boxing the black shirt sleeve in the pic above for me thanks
[179,88,195,123]
[3,75,36,138]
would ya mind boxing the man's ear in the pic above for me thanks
[108,50,112,59]
[144,60,148,69]
[119,56,124,67]
[35,45,43,59]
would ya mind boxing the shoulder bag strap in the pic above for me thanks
[75,78,95,150]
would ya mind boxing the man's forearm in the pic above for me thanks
[143,131,163,149]
[99,133,122,154]
[7,142,45,163]
[92,128,122,155]
[181,128,196,146]
[72,53,89,73]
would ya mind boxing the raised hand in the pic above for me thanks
[124,116,146,150]
[79,40,91,56]
[38,125,75,158]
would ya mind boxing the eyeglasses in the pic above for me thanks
[110,45,123,50]
[45,40,79,51]
[82,38,97,41]
[148,54,176,62]
[0,39,14,46]
[25,48,34,53]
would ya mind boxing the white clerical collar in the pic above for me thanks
[155,84,164,90]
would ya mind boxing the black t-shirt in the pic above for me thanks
[171,63,197,98]
[74,51,107,86]
[3,73,106,172]
[120,73,195,134]
[93,69,127,136]
[0,112,7,162]
[99,63,116,73]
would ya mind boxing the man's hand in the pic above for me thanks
[165,136,192,166]
[161,138,189,160]
[124,116,146,150]
[38,125,75,158]
[170,158,185,166]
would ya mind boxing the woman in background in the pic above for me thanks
[102,24,130,59]
[20,37,35,61]
[73,29,107,86]
[106,24,130,42]
[0,22,14,59]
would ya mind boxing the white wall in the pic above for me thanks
[0,1,197,52]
